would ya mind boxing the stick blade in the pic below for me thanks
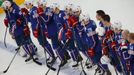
[47,64,56,71]
[33,59,42,65]
[3,70,7,73]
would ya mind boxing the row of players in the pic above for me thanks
[1,0,134,75]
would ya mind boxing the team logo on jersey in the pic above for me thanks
[33,11,39,18]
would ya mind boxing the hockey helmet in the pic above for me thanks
[112,21,122,30]
[2,0,12,9]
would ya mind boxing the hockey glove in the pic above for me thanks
[44,32,50,39]
[106,30,114,39]
[68,16,78,28]
[126,64,131,71]
[102,46,109,55]
[88,48,95,58]
[4,18,9,27]
[23,26,30,37]
[16,18,22,26]
[33,29,39,38]
[63,24,67,30]
[71,17,78,28]
[111,41,117,51]
[120,42,128,51]
[65,29,72,39]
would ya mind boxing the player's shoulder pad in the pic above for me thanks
[31,6,38,18]
[58,10,64,17]
[90,20,96,25]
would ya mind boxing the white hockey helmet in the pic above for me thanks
[80,12,90,22]
[79,14,84,22]
[64,3,74,14]
[96,26,105,36]
[51,3,60,10]
[112,21,122,30]
[2,1,12,9]
[100,55,111,64]
[24,0,33,6]
[64,3,73,10]
[37,1,47,7]
[73,5,81,12]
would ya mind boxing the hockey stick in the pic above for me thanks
[75,49,87,75]
[94,66,100,75]
[4,24,8,48]
[56,39,70,75]
[44,49,57,71]
[43,45,57,70]
[107,52,118,75]
[101,35,118,75]
[32,57,42,65]
[94,62,107,75]
[109,35,127,75]
[56,62,62,75]
[80,60,87,75]
[70,26,87,75]
[45,39,70,75]
[22,14,42,65]
[27,48,42,65]
[45,57,58,74]
[36,17,49,66]
[3,47,20,73]
[3,9,12,48]
[80,59,88,75]
[37,15,58,73]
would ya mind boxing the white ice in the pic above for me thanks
[0,0,134,75]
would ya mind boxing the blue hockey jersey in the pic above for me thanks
[84,20,97,48]
[29,6,39,32]
[53,10,68,31]
[128,43,134,60]
[114,31,123,48]
[5,2,24,37]
[41,7,59,37]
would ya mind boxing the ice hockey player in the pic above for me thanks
[72,5,85,52]
[112,21,123,47]
[2,1,38,62]
[72,6,88,58]
[127,33,134,75]
[24,1,56,64]
[96,26,108,74]
[121,30,131,75]
[100,14,124,75]
[112,21,131,75]
[80,13,102,70]
[39,2,71,66]
[49,3,72,67]
[96,10,105,27]
[63,4,84,67]
[71,6,95,67]
[20,7,38,57]
[54,4,82,67]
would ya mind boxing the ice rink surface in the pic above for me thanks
[0,0,134,75]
